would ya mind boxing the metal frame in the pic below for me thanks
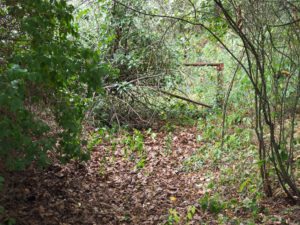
[184,62,224,106]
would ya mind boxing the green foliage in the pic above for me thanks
[3,218,16,225]
[0,177,4,190]
[162,102,204,125]
[79,0,176,77]
[186,205,196,221]
[164,133,173,155]
[121,129,145,153]
[181,153,205,172]
[166,209,180,225]
[88,126,151,171]
[199,194,227,214]
[74,0,180,127]
[121,129,147,169]
[162,122,176,132]
[0,0,109,170]
[196,0,231,41]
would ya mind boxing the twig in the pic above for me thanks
[103,74,163,89]
[187,0,198,21]
[221,49,245,148]
[154,89,212,108]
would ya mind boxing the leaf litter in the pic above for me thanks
[0,125,299,224]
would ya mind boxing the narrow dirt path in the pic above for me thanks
[1,126,299,224]
[1,127,215,224]
[87,127,210,224]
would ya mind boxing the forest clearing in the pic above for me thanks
[1,0,299,224]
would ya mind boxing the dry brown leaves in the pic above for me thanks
[0,126,299,224]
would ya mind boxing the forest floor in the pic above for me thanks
[1,124,300,225]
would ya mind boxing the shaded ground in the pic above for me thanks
[1,126,299,224]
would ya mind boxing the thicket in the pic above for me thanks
[214,0,300,202]
[75,0,180,127]
[0,0,109,169]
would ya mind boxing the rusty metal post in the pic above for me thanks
[184,62,224,107]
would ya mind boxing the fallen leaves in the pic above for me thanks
[0,125,299,224]
[170,197,177,201]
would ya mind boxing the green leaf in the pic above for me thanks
[230,199,238,205]
[187,212,192,220]
[280,150,288,162]
[209,200,222,214]
[4,218,16,225]
[207,182,214,189]
[191,206,196,214]
[77,9,90,19]
[200,199,208,211]
[240,180,250,192]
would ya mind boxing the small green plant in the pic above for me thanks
[136,156,147,169]
[186,205,196,221]
[198,115,221,141]
[122,129,145,154]
[151,132,157,140]
[167,209,180,224]
[164,133,173,155]
[162,122,176,132]
[87,128,107,150]
[240,195,263,220]
[120,129,147,169]
[181,154,204,171]
[3,218,16,225]
[199,194,226,214]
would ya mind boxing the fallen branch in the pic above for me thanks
[183,62,223,67]
[156,89,212,108]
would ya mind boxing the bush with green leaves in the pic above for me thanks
[74,0,180,127]
[0,0,110,170]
